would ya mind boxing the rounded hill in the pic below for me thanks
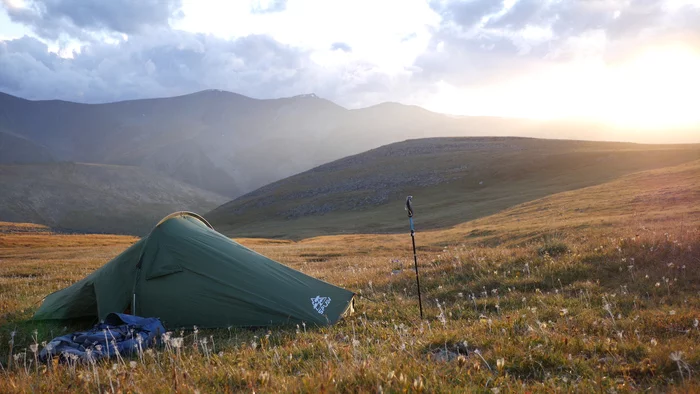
[207,137,700,239]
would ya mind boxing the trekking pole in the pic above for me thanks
[406,196,424,319]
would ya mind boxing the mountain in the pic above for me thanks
[0,129,54,164]
[206,137,700,239]
[0,90,350,197]
[0,162,227,235]
[4,89,698,235]
[4,90,693,201]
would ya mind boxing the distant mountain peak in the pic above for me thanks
[275,92,347,111]
[288,93,319,99]
[189,89,246,97]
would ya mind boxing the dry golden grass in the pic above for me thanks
[0,221,49,230]
[1,160,699,392]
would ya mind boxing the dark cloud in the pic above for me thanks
[415,0,554,87]
[413,0,541,88]
[413,31,525,87]
[330,42,351,52]
[0,37,61,93]
[1,0,182,39]
[251,0,287,14]
[486,0,680,43]
[485,0,658,38]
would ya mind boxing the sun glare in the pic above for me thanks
[602,45,700,129]
[5,0,26,9]
[428,44,700,134]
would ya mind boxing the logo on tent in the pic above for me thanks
[311,296,331,314]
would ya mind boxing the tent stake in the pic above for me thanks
[406,196,424,320]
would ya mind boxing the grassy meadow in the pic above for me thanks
[1,160,699,392]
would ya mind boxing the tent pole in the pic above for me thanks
[131,261,142,315]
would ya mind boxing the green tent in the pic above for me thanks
[34,212,354,328]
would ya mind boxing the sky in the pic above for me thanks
[1,0,700,134]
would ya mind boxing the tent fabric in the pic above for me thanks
[34,212,355,328]
[39,313,165,363]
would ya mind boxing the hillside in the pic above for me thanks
[2,156,700,392]
[3,90,695,201]
[458,158,700,236]
[417,156,700,248]
[0,130,54,164]
[0,162,227,234]
[207,137,700,238]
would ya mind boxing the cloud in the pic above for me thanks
[0,0,436,108]
[330,41,351,52]
[412,0,700,90]
[0,31,312,102]
[484,0,664,39]
[1,0,699,116]
[1,0,183,40]
[485,0,700,53]
[485,0,543,30]
[430,0,505,29]
[0,29,428,108]
[251,0,287,14]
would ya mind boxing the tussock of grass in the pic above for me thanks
[537,240,569,257]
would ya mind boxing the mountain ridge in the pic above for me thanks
[3,89,699,235]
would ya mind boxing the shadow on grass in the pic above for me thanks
[0,316,97,365]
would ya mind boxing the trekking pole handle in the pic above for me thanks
[406,196,415,234]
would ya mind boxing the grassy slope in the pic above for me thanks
[441,157,700,245]
[0,130,54,164]
[0,162,228,235]
[1,160,699,392]
[208,137,700,239]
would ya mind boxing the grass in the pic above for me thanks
[209,137,700,239]
[1,160,700,392]
[0,162,227,235]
